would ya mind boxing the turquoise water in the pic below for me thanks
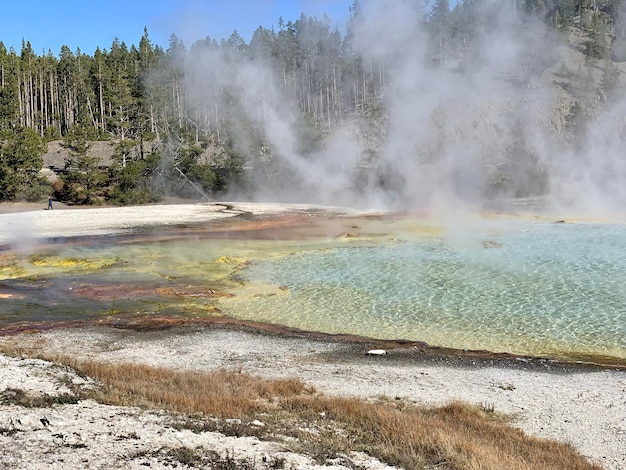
[233,220,626,361]
[1,217,624,362]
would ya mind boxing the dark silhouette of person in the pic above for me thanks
[48,197,53,210]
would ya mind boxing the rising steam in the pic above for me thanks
[170,0,626,217]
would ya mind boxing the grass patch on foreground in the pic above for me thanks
[0,346,600,470]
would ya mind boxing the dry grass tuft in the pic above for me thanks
[0,346,601,470]
[280,396,599,470]
[66,360,313,418]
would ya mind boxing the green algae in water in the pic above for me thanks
[231,220,626,362]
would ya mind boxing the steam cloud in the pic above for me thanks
[173,0,626,217]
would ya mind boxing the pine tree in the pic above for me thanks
[0,126,48,201]
[61,125,106,204]
[0,43,19,130]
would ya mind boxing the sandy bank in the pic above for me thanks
[0,201,382,246]
[0,324,624,469]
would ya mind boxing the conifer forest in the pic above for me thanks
[0,0,624,208]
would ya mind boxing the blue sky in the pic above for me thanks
[1,1,460,57]
[0,0,354,56]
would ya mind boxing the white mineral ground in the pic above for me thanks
[0,202,624,470]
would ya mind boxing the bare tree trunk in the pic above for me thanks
[51,70,61,134]
[332,64,338,122]
[326,85,331,133]
[174,80,182,129]
[87,97,98,130]
[98,63,105,133]
[17,73,24,126]
[119,105,126,140]
[29,69,35,129]
[39,70,45,135]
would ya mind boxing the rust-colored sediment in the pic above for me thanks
[71,284,234,301]
[134,211,398,243]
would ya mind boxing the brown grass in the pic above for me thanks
[76,361,311,417]
[0,345,601,470]
[281,396,599,470]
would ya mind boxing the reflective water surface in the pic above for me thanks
[1,215,624,364]
[235,219,626,362]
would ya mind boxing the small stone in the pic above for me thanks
[497,382,516,391]
[367,349,386,356]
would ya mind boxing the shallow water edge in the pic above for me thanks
[1,314,624,371]
[1,205,624,368]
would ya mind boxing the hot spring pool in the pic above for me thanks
[228,218,626,362]
[1,214,624,364]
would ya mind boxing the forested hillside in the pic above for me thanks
[0,0,625,211]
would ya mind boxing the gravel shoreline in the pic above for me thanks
[1,202,625,469]
[1,324,624,469]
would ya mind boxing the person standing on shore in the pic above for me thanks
[48,197,53,210]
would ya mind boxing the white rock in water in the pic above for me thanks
[367,349,387,355]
